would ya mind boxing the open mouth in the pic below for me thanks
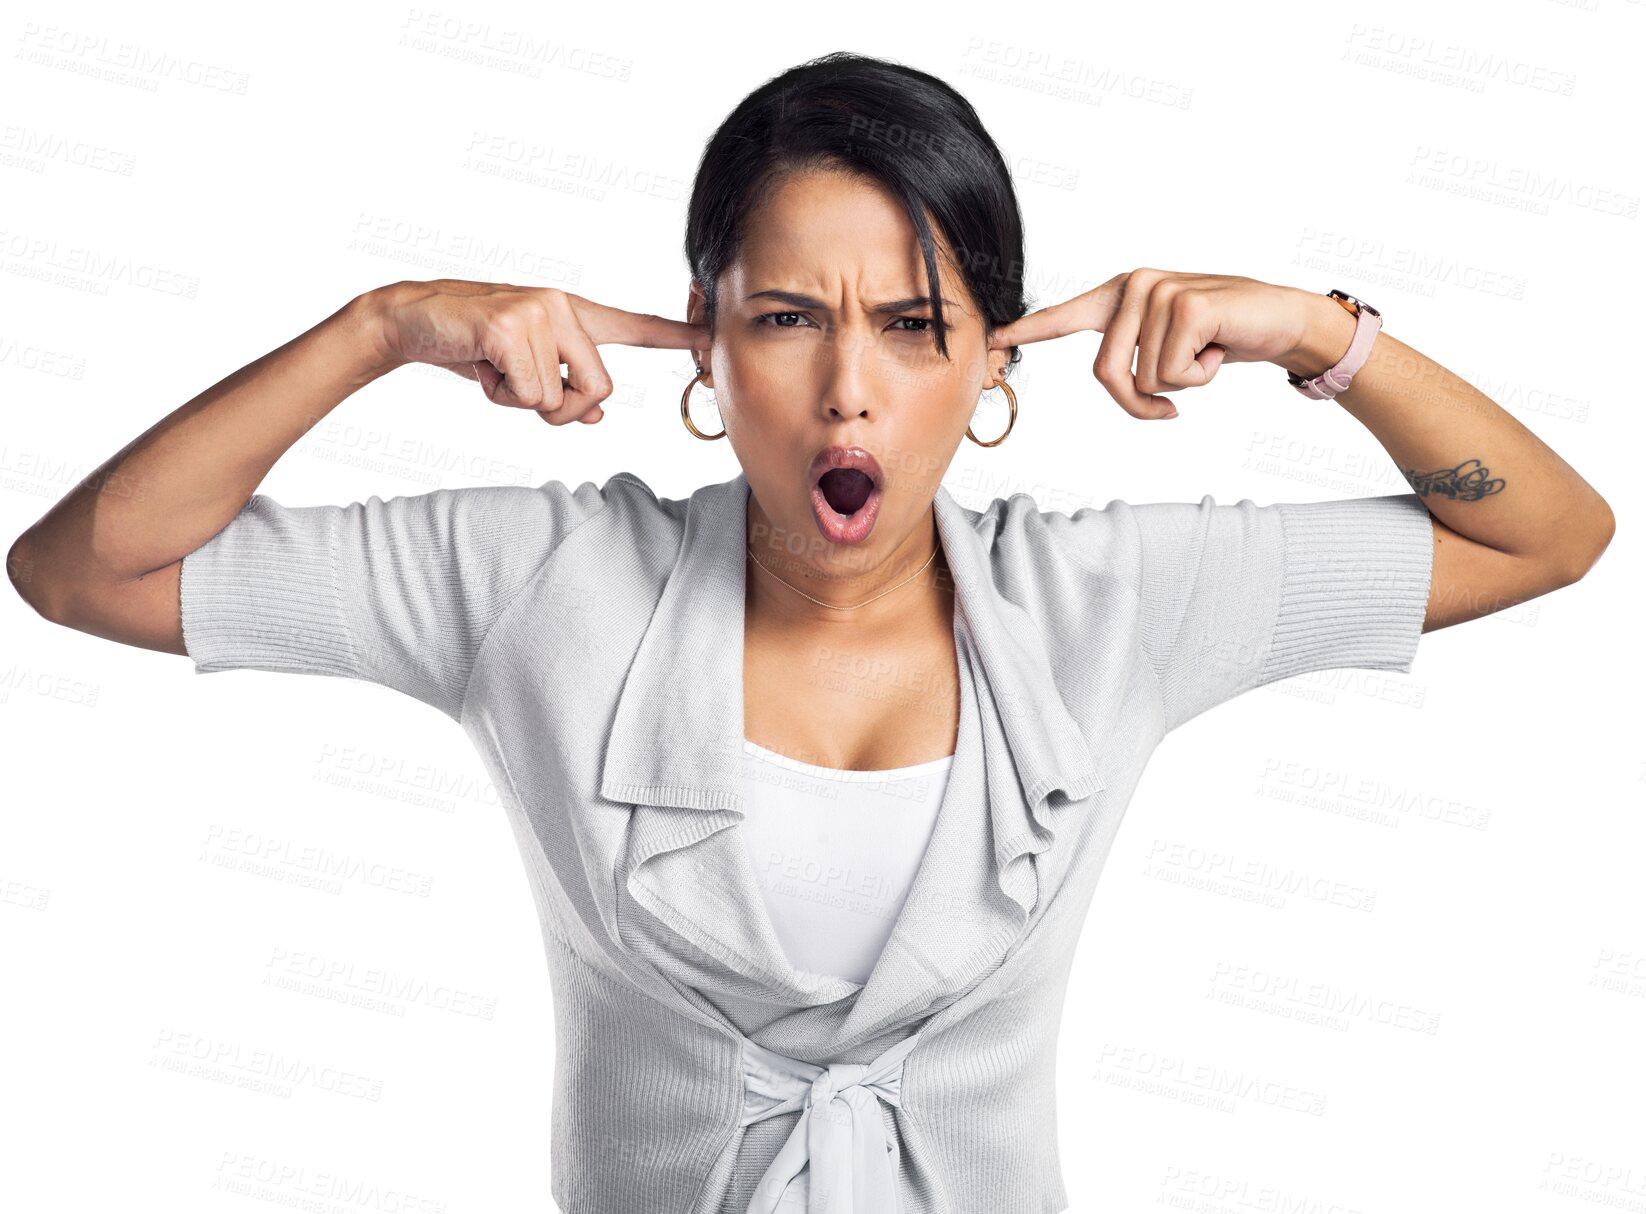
[807,447,884,545]
[817,467,876,515]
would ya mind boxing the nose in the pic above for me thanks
[814,329,878,424]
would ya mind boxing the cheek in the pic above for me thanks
[875,391,970,485]
[715,372,785,441]
[905,373,976,433]
[719,341,799,400]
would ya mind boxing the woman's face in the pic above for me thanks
[688,167,1009,590]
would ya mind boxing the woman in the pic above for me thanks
[9,51,1614,1214]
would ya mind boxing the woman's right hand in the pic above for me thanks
[370,279,708,425]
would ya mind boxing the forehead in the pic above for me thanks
[734,169,963,293]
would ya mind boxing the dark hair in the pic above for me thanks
[685,51,1027,377]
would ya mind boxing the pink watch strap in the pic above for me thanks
[1289,291,1383,400]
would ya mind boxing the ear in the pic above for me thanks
[685,281,714,387]
[986,346,1011,388]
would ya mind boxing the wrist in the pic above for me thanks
[1274,288,1360,381]
[346,283,409,382]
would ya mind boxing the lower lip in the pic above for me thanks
[809,479,882,544]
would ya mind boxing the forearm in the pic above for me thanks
[1275,288,1615,577]
[8,289,399,611]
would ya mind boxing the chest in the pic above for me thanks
[743,624,961,773]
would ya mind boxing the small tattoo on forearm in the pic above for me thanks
[1403,458,1506,502]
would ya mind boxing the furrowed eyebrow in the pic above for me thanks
[744,288,964,316]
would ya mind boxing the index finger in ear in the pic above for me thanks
[988,299,1086,350]
[987,273,1131,349]
[568,295,710,350]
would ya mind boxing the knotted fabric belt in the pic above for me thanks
[739,1031,922,1214]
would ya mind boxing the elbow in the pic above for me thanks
[1558,499,1616,585]
[7,531,39,607]
[7,531,68,624]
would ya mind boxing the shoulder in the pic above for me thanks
[599,470,684,520]
[590,470,689,544]
[490,470,691,582]
[484,470,683,542]
[956,488,1155,593]
[342,472,681,584]
[938,489,1156,655]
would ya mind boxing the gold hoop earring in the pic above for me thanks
[966,378,1017,447]
[680,367,726,441]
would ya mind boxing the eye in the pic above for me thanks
[890,316,949,335]
[753,311,951,335]
[755,311,812,329]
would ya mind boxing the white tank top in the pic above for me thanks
[738,738,954,984]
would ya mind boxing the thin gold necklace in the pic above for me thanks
[745,543,941,610]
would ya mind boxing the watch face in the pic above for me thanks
[1330,289,1381,318]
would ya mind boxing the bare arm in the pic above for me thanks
[8,279,704,665]
[1276,291,1616,632]
[6,288,400,656]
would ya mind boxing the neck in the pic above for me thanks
[745,496,951,632]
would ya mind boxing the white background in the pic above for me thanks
[3,2,1641,1211]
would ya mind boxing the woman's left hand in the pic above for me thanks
[987,268,1312,420]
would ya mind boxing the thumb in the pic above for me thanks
[475,360,505,400]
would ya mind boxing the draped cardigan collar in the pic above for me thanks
[593,470,1105,1050]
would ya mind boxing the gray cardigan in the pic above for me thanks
[180,469,1434,1214]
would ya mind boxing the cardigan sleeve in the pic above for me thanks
[178,478,612,720]
[1129,492,1435,731]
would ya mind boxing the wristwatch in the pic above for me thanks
[1287,289,1382,400]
